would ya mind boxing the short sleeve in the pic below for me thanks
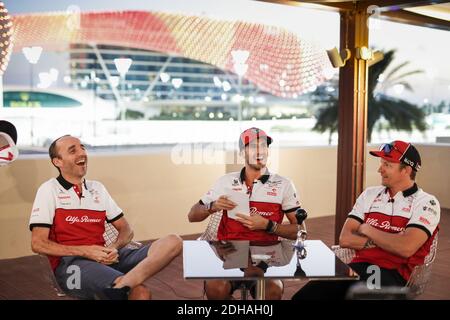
[407,196,440,238]
[29,183,55,231]
[100,183,123,223]
[347,190,368,224]
[200,176,226,205]
[282,179,301,213]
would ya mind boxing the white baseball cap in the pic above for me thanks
[0,120,19,166]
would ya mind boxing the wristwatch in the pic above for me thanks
[265,220,278,233]
[205,201,215,213]
[363,239,375,249]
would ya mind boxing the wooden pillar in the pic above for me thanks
[335,7,369,243]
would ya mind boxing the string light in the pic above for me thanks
[0,2,13,75]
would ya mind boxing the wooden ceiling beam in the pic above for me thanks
[256,1,450,30]
[382,8,450,31]
[358,0,449,12]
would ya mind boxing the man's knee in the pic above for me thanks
[205,281,231,300]
[265,280,283,300]
[129,284,152,300]
[164,234,183,255]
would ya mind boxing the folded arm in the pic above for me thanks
[339,217,371,250]
[358,223,428,259]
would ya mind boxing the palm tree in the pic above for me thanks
[312,50,427,142]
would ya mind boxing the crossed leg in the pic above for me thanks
[114,234,183,299]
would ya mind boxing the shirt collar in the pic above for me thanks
[384,182,418,198]
[57,174,88,190]
[402,182,418,197]
[239,167,270,184]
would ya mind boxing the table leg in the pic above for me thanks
[255,279,265,300]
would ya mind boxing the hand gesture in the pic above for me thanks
[212,241,236,261]
[103,247,119,265]
[235,213,269,231]
[83,245,118,265]
[212,195,237,212]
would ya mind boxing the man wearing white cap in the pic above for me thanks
[0,120,19,166]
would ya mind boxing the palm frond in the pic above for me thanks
[313,105,338,133]
[368,50,395,93]
[384,61,410,80]
[372,96,427,133]
[312,48,426,142]
[385,70,424,84]
[389,81,414,92]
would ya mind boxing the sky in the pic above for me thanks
[4,0,450,105]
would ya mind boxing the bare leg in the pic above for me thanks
[264,280,283,300]
[128,284,152,300]
[205,280,233,300]
[206,279,283,300]
[114,234,182,290]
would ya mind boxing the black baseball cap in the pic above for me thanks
[369,140,421,171]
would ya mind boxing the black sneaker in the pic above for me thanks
[98,285,131,300]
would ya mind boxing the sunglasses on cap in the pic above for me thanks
[375,141,421,171]
[379,142,402,156]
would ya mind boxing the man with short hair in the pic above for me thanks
[292,140,440,300]
[30,135,182,300]
[188,127,303,299]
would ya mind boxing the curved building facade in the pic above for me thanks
[12,10,332,99]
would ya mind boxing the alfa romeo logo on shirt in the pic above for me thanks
[66,215,102,224]
[250,207,273,217]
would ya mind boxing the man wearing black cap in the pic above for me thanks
[292,140,440,300]
[0,120,19,166]
[188,127,303,299]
